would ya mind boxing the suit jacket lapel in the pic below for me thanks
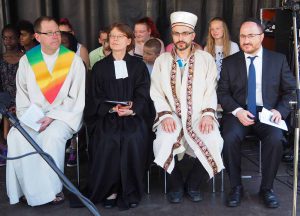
[238,51,247,83]
[262,48,269,108]
[237,51,248,104]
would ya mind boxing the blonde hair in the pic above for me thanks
[206,17,231,58]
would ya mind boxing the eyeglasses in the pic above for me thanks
[239,33,263,40]
[37,31,62,37]
[109,34,127,40]
[171,31,194,37]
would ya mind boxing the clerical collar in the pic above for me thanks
[114,59,128,79]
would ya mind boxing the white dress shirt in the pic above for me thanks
[232,46,264,116]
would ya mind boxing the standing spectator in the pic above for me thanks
[143,38,161,74]
[89,29,109,68]
[0,24,23,166]
[59,18,89,166]
[58,18,90,68]
[98,29,108,47]
[61,31,78,52]
[134,17,165,58]
[60,31,88,167]
[204,17,239,79]
[18,20,39,52]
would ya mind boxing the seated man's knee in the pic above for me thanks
[44,121,72,139]
[222,130,243,148]
[39,123,72,149]
[221,117,245,145]
[265,131,284,150]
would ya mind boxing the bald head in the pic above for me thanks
[241,18,264,32]
[239,21,264,55]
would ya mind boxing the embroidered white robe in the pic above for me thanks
[6,50,85,206]
[150,49,224,178]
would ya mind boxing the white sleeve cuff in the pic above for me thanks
[201,112,215,119]
[232,107,243,117]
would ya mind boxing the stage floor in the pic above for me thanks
[0,142,299,216]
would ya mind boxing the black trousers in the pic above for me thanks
[221,114,284,190]
[167,154,208,192]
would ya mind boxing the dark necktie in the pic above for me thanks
[247,56,257,117]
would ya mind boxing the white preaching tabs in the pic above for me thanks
[114,60,128,79]
[258,107,288,131]
[19,103,45,132]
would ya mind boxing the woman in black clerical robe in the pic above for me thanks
[84,23,154,210]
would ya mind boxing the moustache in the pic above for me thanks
[176,41,186,44]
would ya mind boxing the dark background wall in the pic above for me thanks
[0,0,281,53]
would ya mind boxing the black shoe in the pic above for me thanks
[259,189,280,208]
[226,185,243,207]
[186,190,202,202]
[282,152,294,163]
[129,202,139,208]
[167,191,183,204]
[103,199,116,209]
[184,184,202,202]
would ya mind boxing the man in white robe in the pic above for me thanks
[150,11,224,203]
[6,16,85,206]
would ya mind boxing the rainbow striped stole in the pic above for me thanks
[26,45,75,104]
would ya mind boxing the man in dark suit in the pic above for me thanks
[217,18,296,208]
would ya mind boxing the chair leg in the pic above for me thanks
[84,124,89,159]
[76,135,80,187]
[147,170,150,194]
[221,169,224,192]
[212,176,216,193]
[164,170,167,194]
[220,154,224,192]
[259,141,262,173]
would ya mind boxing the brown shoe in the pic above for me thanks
[50,192,65,205]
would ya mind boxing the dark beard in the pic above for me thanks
[175,41,190,51]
